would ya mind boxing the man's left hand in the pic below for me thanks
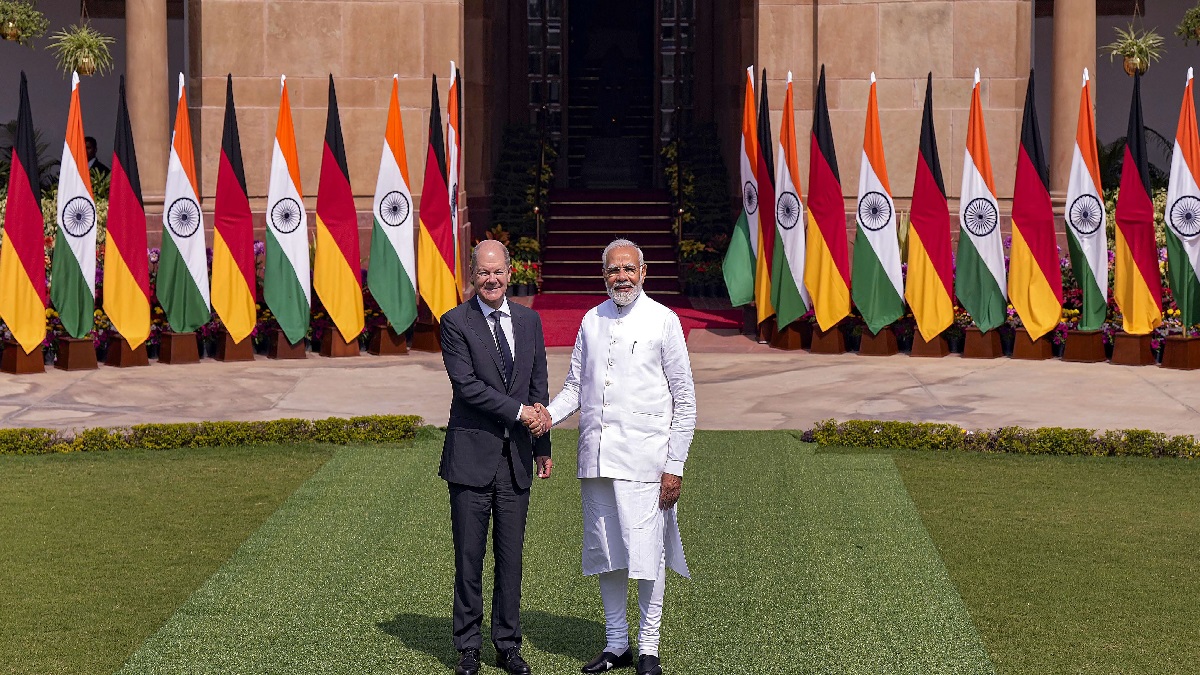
[659,473,682,509]
[536,455,553,479]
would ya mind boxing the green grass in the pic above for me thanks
[0,444,333,675]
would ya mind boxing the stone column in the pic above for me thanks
[125,0,169,203]
[1050,0,1096,196]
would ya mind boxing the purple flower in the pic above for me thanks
[253,240,266,257]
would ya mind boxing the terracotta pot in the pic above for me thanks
[1123,55,1148,77]
[2,20,20,41]
[77,54,96,76]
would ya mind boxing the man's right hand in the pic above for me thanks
[520,405,547,437]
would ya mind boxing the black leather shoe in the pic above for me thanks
[496,646,532,675]
[455,648,481,675]
[636,654,662,675]
[581,648,633,672]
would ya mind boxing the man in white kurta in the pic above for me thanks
[541,240,695,675]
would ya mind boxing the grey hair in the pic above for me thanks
[470,239,511,271]
[601,239,644,268]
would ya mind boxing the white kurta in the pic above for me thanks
[548,293,696,579]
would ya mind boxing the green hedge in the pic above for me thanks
[0,415,423,456]
[805,419,1200,459]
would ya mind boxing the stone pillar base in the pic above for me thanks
[1160,335,1200,370]
[411,321,442,353]
[963,327,1003,359]
[106,336,150,367]
[859,328,898,356]
[368,326,409,355]
[1062,329,1106,363]
[809,326,845,355]
[216,332,255,362]
[0,341,44,374]
[160,331,200,364]
[910,332,948,358]
[55,337,98,371]
[320,327,360,358]
[1012,327,1053,360]
[1110,332,1154,366]
[267,331,307,360]
[769,322,810,351]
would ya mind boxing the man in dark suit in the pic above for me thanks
[440,239,553,675]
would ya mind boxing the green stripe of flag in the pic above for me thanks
[851,224,904,335]
[50,230,94,339]
[1065,230,1109,331]
[367,219,417,334]
[723,210,755,307]
[771,232,806,328]
[954,230,1007,333]
[1165,232,1200,328]
[264,228,311,345]
[157,231,211,334]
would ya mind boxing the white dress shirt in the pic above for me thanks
[477,296,524,423]
[547,293,696,481]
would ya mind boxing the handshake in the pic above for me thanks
[520,403,554,438]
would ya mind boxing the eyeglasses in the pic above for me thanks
[603,264,643,277]
[474,268,510,280]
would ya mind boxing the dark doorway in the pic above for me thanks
[566,0,655,189]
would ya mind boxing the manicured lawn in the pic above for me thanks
[3,430,1198,674]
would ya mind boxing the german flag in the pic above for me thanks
[313,76,365,341]
[417,75,457,320]
[906,73,955,343]
[803,65,850,332]
[0,73,48,355]
[1113,72,1163,335]
[754,68,775,327]
[211,75,257,344]
[103,77,151,348]
[1008,70,1063,341]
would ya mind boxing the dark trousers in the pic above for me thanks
[449,442,531,652]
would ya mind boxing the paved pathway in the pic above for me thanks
[3,329,1200,434]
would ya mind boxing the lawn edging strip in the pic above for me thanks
[0,415,423,455]
[807,419,1200,458]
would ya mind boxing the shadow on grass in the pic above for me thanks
[378,611,603,666]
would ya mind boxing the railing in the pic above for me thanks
[673,105,684,250]
[535,104,548,249]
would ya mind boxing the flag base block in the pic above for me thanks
[105,336,149,367]
[858,328,898,356]
[54,337,98,371]
[1011,327,1053,360]
[216,332,255,362]
[1161,335,1200,370]
[1062,329,1106,363]
[320,327,360,358]
[769,323,810,351]
[756,321,776,344]
[1109,331,1154,366]
[267,331,308,360]
[159,331,200,364]
[368,326,409,355]
[411,321,442,353]
[809,326,845,354]
[910,332,948,357]
[0,341,44,374]
[963,327,1003,359]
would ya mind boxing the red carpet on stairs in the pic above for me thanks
[531,294,744,347]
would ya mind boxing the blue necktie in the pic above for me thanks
[492,311,514,385]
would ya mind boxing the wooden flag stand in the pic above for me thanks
[809,325,845,354]
[105,335,150,367]
[1161,335,1200,370]
[858,327,898,356]
[320,326,360,357]
[1110,331,1154,366]
[1011,327,1053,360]
[1062,329,1106,363]
[910,331,948,357]
[159,331,201,364]
[0,340,44,374]
[368,325,408,355]
[962,326,1003,359]
[54,337,98,371]
[216,331,255,362]
[769,322,810,351]
[756,321,776,345]
[267,330,307,360]
[410,300,442,352]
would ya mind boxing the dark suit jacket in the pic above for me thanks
[440,296,551,490]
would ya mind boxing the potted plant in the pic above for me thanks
[1103,23,1165,76]
[48,22,114,76]
[1178,5,1200,45]
[0,0,47,45]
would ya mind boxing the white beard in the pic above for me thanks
[607,281,642,306]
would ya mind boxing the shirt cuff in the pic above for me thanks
[515,404,524,421]
[663,459,685,477]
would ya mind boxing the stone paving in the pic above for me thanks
[3,328,1200,435]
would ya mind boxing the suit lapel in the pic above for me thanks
[466,298,506,383]
[509,306,533,393]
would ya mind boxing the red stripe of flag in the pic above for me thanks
[756,68,775,277]
[909,74,953,295]
[421,75,455,272]
[1012,71,1064,303]
[1115,73,1164,300]
[807,66,850,287]
[316,76,361,287]
[213,75,257,294]
[4,73,47,304]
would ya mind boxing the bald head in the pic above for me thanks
[471,239,510,271]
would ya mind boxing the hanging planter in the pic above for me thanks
[0,0,48,46]
[1103,23,1164,76]
[1176,5,1200,45]
[48,22,114,77]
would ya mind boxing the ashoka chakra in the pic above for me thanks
[1169,195,1200,238]
[166,197,201,239]
[270,197,303,235]
[776,191,801,230]
[743,181,758,215]
[61,196,96,238]
[379,190,411,228]
[962,197,999,237]
[857,191,892,232]
[1068,193,1103,236]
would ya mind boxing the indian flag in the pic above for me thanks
[367,75,418,334]
[770,71,810,328]
[447,63,464,296]
[1165,67,1200,328]
[50,72,97,340]
[1065,68,1108,332]
[158,72,211,334]
[955,68,1007,333]
[264,75,311,345]
[722,66,756,307]
[851,72,903,335]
